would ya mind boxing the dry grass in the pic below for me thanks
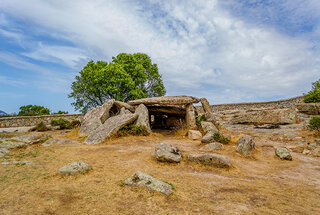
[0,129,320,215]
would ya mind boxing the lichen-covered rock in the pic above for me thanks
[296,103,320,115]
[134,104,151,133]
[275,148,292,160]
[187,153,231,168]
[0,141,26,149]
[0,147,9,157]
[188,130,202,140]
[58,161,92,176]
[152,142,181,163]
[124,171,173,195]
[10,133,49,145]
[200,142,223,151]
[85,113,138,145]
[186,104,197,129]
[128,96,199,106]
[236,135,255,156]
[78,99,115,137]
[200,121,218,133]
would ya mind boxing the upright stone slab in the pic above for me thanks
[186,104,197,129]
[236,135,255,156]
[134,104,151,133]
[200,98,215,123]
[84,113,138,145]
[78,99,114,137]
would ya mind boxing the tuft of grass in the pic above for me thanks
[196,115,206,127]
[116,125,149,137]
[308,116,320,136]
[50,118,73,129]
[212,132,230,144]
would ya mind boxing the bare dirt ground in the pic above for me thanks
[1,127,320,215]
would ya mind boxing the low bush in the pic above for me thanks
[71,120,81,128]
[196,114,206,126]
[116,125,149,137]
[50,118,73,130]
[304,79,320,103]
[212,132,230,144]
[308,116,320,135]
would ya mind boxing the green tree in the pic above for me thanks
[69,53,166,113]
[18,105,50,116]
[304,79,320,103]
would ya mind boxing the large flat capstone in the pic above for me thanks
[128,96,199,106]
[84,113,138,145]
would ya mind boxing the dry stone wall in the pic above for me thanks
[0,114,84,128]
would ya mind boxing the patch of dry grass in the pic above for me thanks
[0,130,319,214]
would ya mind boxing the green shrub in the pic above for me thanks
[50,118,73,129]
[116,125,149,137]
[196,114,206,126]
[33,121,49,132]
[304,79,320,103]
[212,132,230,144]
[71,120,81,128]
[308,116,320,134]
[53,110,69,114]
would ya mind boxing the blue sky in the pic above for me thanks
[0,0,319,114]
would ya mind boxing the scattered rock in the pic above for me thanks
[124,171,173,195]
[188,130,202,140]
[200,142,223,151]
[275,147,292,160]
[128,96,199,106]
[0,147,9,157]
[134,104,151,133]
[187,153,231,168]
[152,142,181,163]
[236,135,255,156]
[58,161,92,176]
[200,121,218,133]
[78,99,115,137]
[254,124,280,129]
[85,113,138,145]
[186,104,197,129]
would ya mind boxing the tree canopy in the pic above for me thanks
[304,79,320,103]
[69,53,166,113]
[18,105,50,116]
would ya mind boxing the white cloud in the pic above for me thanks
[0,0,319,103]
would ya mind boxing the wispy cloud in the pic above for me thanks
[0,0,319,104]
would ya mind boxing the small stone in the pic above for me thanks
[152,143,181,163]
[58,161,92,176]
[124,171,173,195]
[200,142,223,151]
[188,130,202,140]
[236,135,255,156]
[187,153,231,168]
[275,148,292,160]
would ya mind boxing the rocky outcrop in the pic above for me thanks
[188,130,202,140]
[187,153,231,168]
[78,99,115,137]
[128,96,199,106]
[231,108,296,125]
[10,133,49,145]
[124,171,173,195]
[58,161,92,176]
[42,138,77,147]
[85,113,138,145]
[152,142,181,163]
[236,135,255,156]
[200,142,223,151]
[296,103,320,115]
[0,141,26,149]
[186,104,197,129]
[275,148,292,160]
[134,104,151,133]
[0,147,9,157]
